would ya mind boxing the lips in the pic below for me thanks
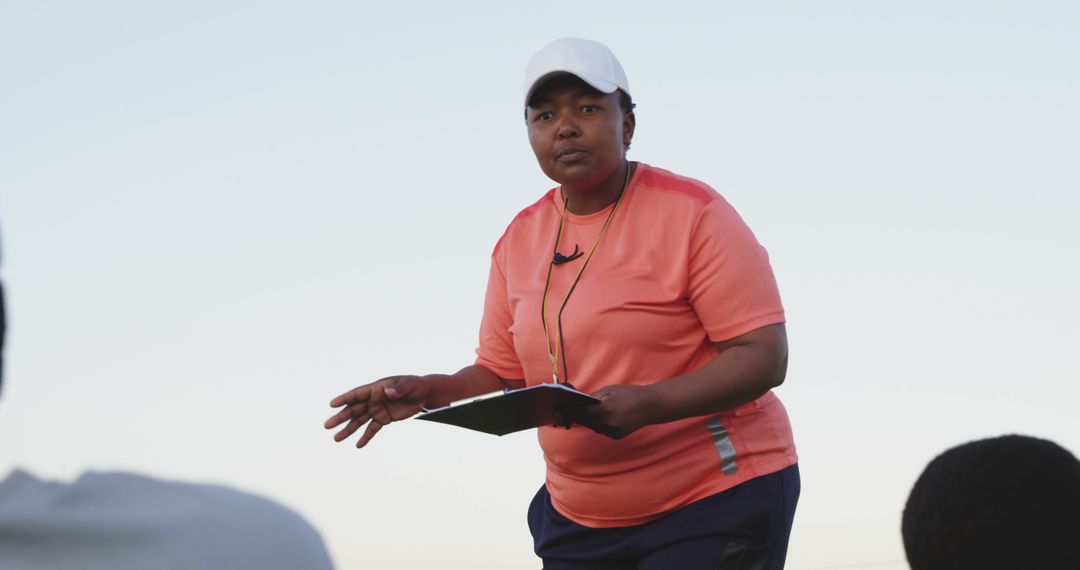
[555,146,588,163]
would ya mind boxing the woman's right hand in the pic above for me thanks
[324,375,446,448]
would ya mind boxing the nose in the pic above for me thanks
[556,116,579,139]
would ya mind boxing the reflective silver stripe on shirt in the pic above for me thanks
[706,417,738,475]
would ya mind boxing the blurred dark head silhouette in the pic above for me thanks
[902,434,1080,569]
[1,237,5,395]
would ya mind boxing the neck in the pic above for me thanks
[563,161,635,215]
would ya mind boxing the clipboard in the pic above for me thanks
[414,383,599,436]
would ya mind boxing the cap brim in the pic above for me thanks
[525,71,620,106]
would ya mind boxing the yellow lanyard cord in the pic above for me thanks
[540,164,632,384]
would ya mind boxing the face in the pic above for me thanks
[526,75,635,190]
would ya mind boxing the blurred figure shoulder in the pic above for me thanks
[0,469,334,569]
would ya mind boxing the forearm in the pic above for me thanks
[423,364,523,408]
[645,326,788,425]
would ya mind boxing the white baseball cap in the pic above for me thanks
[524,37,630,107]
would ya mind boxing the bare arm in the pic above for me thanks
[561,323,787,439]
[648,322,787,423]
[422,364,525,409]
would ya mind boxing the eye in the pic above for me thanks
[537,111,554,122]
[581,105,598,114]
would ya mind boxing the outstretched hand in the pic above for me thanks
[324,375,442,448]
[557,384,656,440]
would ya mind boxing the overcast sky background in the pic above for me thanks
[2,1,1078,568]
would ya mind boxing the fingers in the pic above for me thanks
[591,387,614,400]
[556,400,622,437]
[324,401,369,429]
[556,398,603,422]
[332,413,385,448]
[324,390,390,446]
[368,406,394,425]
[355,420,384,448]
[330,375,416,407]
[325,379,389,430]
[329,383,373,408]
[333,413,369,442]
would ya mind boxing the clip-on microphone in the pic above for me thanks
[552,244,583,265]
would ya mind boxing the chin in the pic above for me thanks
[550,163,609,188]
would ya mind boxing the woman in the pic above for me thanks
[326,37,799,569]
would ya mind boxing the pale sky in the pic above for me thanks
[2,2,1078,568]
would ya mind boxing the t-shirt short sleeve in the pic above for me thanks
[474,252,526,380]
[687,198,785,342]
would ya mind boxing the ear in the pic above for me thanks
[622,111,636,149]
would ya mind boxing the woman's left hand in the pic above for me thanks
[558,385,656,439]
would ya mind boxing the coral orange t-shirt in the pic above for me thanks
[475,163,797,528]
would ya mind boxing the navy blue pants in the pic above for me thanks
[528,464,800,570]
